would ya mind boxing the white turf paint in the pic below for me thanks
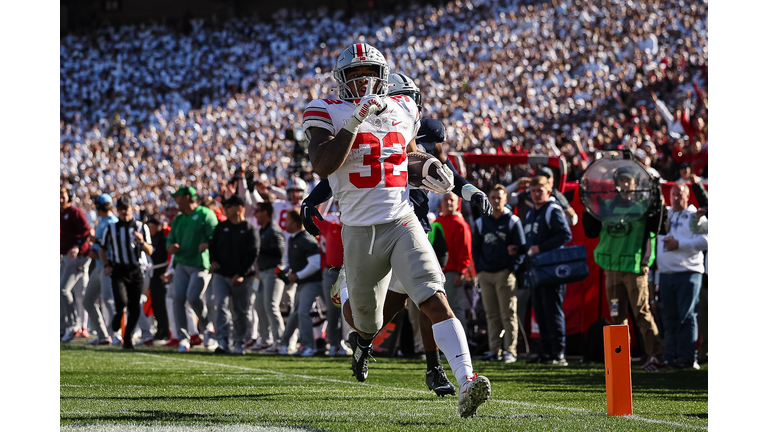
[124,353,706,430]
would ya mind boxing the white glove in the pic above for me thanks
[422,164,454,194]
[353,94,386,121]
[343,94,387,134]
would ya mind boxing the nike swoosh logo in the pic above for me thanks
[455,354,465,358]
[416,135,427,139]
[403,221,411,226]
[393,121,402,126]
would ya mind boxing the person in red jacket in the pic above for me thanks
[60,187,92,342]
[435,192,473,334]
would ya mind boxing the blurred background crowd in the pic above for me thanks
[60,0,708,222]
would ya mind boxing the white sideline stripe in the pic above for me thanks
[624,415,708,430]
[132,353,707,430]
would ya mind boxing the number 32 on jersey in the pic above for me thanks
[349,132,407,189]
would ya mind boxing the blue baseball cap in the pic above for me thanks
[96,194,113,206]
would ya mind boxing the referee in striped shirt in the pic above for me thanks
[98,195,153,350]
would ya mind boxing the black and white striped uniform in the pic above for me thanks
[100,220,152,266]
[99,219,153,340]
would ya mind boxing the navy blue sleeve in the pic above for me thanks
[538,207,573,252]
[508,219,527,273]
[510,219,527,251]
[305,178,333,206]
[471,220,487,273]
[446,158,471,195]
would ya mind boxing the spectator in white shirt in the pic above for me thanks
[655,184,708,369]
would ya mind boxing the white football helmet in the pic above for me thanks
[388,72,422,110]
[286,176,307,192]
[333,43,390,100]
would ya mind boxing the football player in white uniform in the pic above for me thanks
[303,43,490,418]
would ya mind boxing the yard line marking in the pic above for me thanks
[624,415,708,430]
[134,353,706,430]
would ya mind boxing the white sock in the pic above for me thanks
[432,318,473,386]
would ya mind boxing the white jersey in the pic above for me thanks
[302,95,421,226]
[272,199,300,231]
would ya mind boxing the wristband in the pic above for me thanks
[342,116,362,135]
[461,184,482,201]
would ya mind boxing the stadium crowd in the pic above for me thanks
[60,0,707,218]
[60,0,708,370]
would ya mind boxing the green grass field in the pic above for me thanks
[60,342,707,431]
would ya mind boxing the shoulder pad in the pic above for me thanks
[388,94,419,116]
[303,99,336,130]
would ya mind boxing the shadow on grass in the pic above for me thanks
[62,410,217,422]
[61,393,287,401]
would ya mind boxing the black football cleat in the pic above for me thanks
[348,333,375,382]
[426,365,456,397]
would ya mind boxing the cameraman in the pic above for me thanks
[582,167,667,371]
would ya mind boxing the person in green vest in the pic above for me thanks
[582,168,668,372]
[166,186,219,353]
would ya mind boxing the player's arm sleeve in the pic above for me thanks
[305,178,334,206]
[446,158,471,194]
[302,101,336,134]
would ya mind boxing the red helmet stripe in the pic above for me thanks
[355,44,363,57]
